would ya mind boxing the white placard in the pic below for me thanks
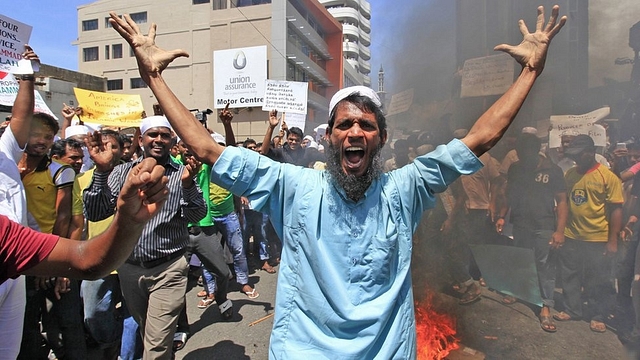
[262,79,308,115]
[461,53,514,98]
[0,73,56,119]
[386,88,414,116]
[548,107,610,148]
[0,14,33,74]
[282,112,306,133]
[213,45,267,109]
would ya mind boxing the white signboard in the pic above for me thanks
[548,107,610,148]
[461,53,514,98]
[282,112,306,132]
[213,45,267,109]
[386,88,414,116]
[0,14,33,74]
[0,73,56,119]
[262,79,308,115]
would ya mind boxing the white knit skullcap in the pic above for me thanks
[65,125,89,139]
[140,116,172,135]
[329,86,381,115]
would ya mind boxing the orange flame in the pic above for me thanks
[415,292,460,360]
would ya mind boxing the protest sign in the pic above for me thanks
[461,53,514,98]
[548,107,610,148]
[214,45,267,109]
[0,14,33,74]
[74,88,144,127]
[281,112,306,132]
[262,80,308,115]
[0,73,56,119]
[386,88,414,116]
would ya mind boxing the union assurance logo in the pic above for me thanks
[233,51,247,70]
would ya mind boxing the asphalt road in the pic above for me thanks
[174,262,632,360]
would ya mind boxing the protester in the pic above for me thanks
[84,116,207,359]
[553,134,623,333]
[110,5,565,357]
[495,133,567,332]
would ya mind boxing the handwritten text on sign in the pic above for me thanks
[262,80,308,115]
[0,14,32,73]
[74,88,144,127]
[461,53,514,98]
[548,107,610,148]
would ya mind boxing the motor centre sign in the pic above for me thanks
[213,45,267,109]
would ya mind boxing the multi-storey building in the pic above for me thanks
[318,0,372,88]
[75,0,345,139]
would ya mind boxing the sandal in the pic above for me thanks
[590,320,606,333]
[539,315,557,333]
[478,278,487,287]
[261,262,276,274]
[459,283,481,305]
[219,299,233,321]
[242,286,260,299]
[197,295,215,309]
[501,296,517,305]
[173,332,188,351]
[196,290,207,298]
[553,312,578,322]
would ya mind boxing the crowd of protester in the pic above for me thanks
[12,5,640,359]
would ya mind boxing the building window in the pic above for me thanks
[193,0,209,3]
[112,44,123,59]
[105,17,114,28]
[82,19,98,31]
[213,0,227,9]
[130,12,147,24]
[130,78,148,89]
[232,0,270,7]
[107,79,123,91]
[130,46,135,57]
[105,45,110,60]
[83,47,99,62]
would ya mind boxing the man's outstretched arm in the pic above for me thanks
[462,5,566,156]
[109,12,223,166]
[24,158,169,279]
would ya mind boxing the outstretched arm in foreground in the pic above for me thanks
[462,5,566,156]
[24,158,169,279]
[109,12,222,166]
[9,45,39,147]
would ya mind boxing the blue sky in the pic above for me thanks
[1,0,393,82]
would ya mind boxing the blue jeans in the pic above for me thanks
[214,212,250,285]
[81,275,122,348]
[512,227,557,308]
[120,307,143,360]
[243,209,271,261]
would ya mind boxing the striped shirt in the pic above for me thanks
[83,156,206,262]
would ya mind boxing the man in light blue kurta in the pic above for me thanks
[110,5,566,359]
[212,140,481,358]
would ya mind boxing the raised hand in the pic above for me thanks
[117,157,168,224]
[108,12,189,83]
[85,131,116,172]
[219,103,233,125]
[269,109,280,128]
[22,44,40,65]
[494,5,566,75]
[61,103,76,123]
[181,154,201,187]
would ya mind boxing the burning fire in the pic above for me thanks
[415,291,460,360]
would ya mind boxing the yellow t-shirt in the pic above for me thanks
[564,164,624,241]
[23,159,75,234]
[72,167,114,239]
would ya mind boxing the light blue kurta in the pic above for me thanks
[211,139,482,359]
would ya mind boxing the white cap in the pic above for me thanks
[211,132,225,145]
[65,125,89,139]
[521,127,538,135]
[329,86,381,115]
[140,115,172,135]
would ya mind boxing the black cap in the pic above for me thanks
[564,134,595,156]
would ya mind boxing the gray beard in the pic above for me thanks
[326,142,384,201]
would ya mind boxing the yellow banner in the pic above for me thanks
[74,88,144,127]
